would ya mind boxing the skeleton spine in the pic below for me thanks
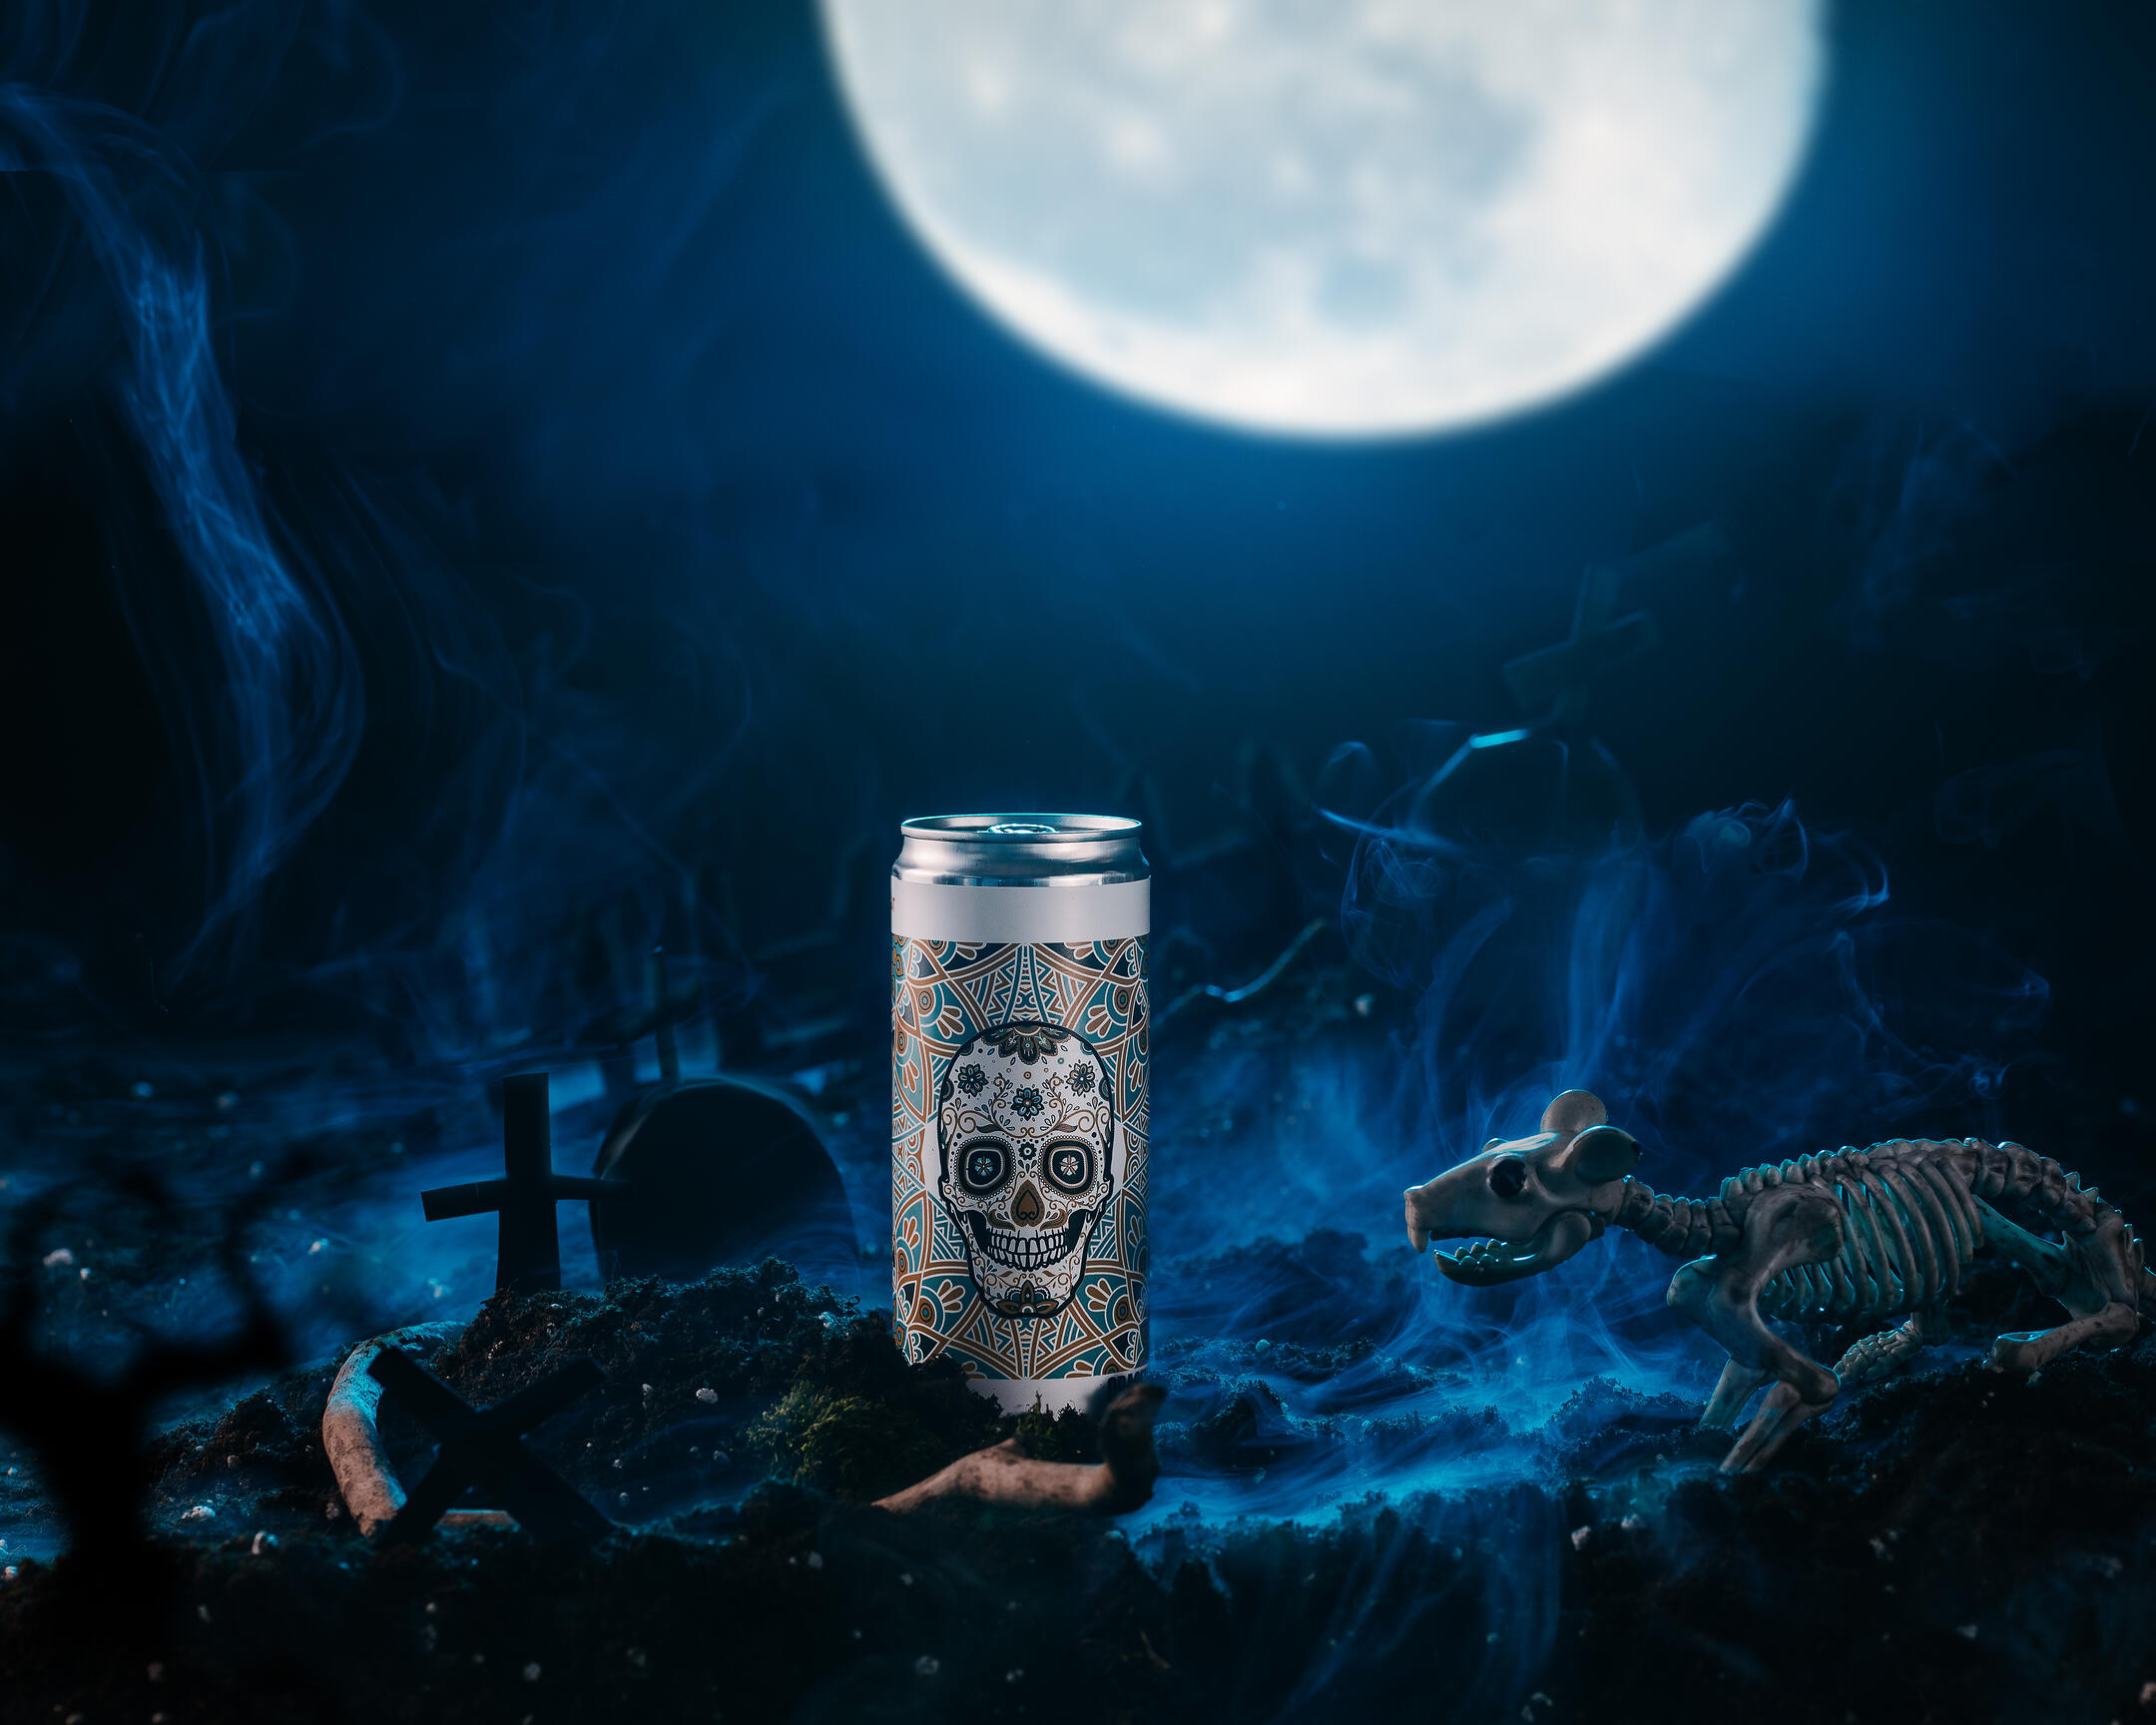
[1611,1178,1731,1260]
[1971,1138,2108,1236]
[1971,1138,2155,1314]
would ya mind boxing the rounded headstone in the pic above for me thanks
[589,1078,849,1282]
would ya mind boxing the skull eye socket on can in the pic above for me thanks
[1044,1141,1095,1194]
[958,1138,1013,1196]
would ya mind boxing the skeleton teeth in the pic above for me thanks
[971,1213,1091,1271]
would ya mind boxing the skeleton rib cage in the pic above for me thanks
[1611,1135,2151,1328]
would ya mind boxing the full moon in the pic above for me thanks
[818,0,1824,438]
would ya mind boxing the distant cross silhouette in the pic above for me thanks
[581,945,701,1086]
[421,1071,631,1293]
[1501,565,1661,730]
[618,946,698,1084]
[366,1345,610,1545]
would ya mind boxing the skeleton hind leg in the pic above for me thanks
[1974,1197,2142,1372]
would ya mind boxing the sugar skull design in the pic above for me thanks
[934,1022,1116,1320]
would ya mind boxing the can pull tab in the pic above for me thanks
[984,823,1058,836]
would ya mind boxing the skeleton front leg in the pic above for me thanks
[1665,1185,1846,1471]
[1729,1302,1953,1464]
[1700,1358,1768,1431]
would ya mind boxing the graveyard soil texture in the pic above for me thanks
[4,1251,2156,1724]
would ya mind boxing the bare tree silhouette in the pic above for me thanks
[0,1165,289,1623]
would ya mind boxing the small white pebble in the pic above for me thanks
[181,1503,217,1523]
[914,1655,940,1677]
[641,1384,653,1399]
[898,1572,914,1586]
[807,1551,824,1569]
[79,1267,92,1282]
[1619,1514,1642,1531]
[426,1601,439,1615]
[41,1249,74,1268]
[308,1239,327,1255]
[1569,1526,1591,1550]
[1955,1624,1977,1640]
[198,1604,213,1622]
[612,1458,624,1470]
[523,1661,542,1681]
[695,1387,718,1404]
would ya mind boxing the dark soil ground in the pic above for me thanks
[4,1247,2156,1725]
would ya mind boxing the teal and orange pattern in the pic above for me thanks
[892,935,1149,1389]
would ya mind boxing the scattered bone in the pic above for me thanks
[322,1322,464,1537]
[875,1383,1164,1515]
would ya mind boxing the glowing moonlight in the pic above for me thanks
[819,0,1823,437]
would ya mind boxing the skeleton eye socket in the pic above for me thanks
[1487,1156,1529,1199]
[1043,1141,1095,1194]
[957,1138,1012,1195]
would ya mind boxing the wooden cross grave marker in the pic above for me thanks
[421,1071,632,1294]
[366,1345,610,1545]
[1500,564,1661,731]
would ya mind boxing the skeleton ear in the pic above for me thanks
[1565,1125,1641,1183]
[1540,1090,1608,1136]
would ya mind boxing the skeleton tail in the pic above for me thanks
[1966,1138,2156,1315]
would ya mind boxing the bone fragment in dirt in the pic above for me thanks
[874,1383,1166,1515]
[322,1323,510,1536]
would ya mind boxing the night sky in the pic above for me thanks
[3,0,2154,1234]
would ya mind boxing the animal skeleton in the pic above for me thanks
[1402,1090,2155,1470]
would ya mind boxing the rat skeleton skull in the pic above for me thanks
[935,1022,1116,1319]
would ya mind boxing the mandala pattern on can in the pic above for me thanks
[891,936,1148,1389]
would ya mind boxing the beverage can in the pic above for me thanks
[890,815,1150,1412]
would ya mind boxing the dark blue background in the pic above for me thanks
[2,0,2152,1188]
